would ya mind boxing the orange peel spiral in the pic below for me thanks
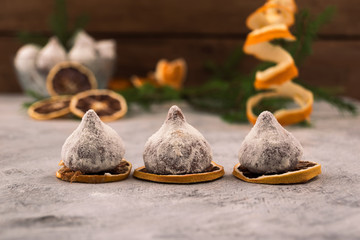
[244,0,313,125]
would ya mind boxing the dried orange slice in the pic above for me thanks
[155,58,187,89]
[56,160,132,183]
[131,72,159,88]
[244,0,313,126]
[107,77,133,91]
[233,161,321,184]
[70,89,127,122]
[46,61,97,96]
[133,161,224,184]
[28,95,72,120]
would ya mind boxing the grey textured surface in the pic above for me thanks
[1,94,360,240]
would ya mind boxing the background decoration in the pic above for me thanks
[118,4,356,124]
[15,0,116,97]
[27,61,127,122]
[20,0,357,124]
[243,0,314,125]
[16,0,88,49]
[131,58,187,90]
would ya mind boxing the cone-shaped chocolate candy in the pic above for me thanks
[239,111,303,174]
[61,109,125,173]
[143,105,212,175]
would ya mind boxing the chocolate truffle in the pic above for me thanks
[238,111,303,174]
[61,109,125,173]
[143,105,212,175]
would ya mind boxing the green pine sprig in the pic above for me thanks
[118,83,181,110]
[288,6,336,66]
[22,90,47,108]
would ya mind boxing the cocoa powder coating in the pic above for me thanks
[61,109,125,173]
[143,105,212,175]
[238,111,303,174]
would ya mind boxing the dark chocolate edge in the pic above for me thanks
[238,161,317,179]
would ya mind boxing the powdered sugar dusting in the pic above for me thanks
[143,105,212,175]
[61,109,125,173]
[238,111,303,174]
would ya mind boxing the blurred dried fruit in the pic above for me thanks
[155,58,187,89]
[28,95,72,120]
[70,89,127,121]
[46,61,97,96]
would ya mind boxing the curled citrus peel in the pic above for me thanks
[246,81,313,126]
[246,0,297,30]
[244,0,313,125]
[131,58,187,90]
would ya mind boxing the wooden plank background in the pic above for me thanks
[1,0,359,99]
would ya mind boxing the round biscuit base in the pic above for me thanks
[233,161,321,184]
[133,161,224,184]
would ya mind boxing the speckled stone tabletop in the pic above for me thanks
[1,94,360,240]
